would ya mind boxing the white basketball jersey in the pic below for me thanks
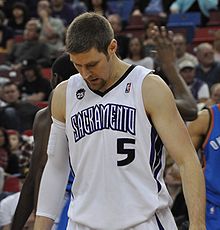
[65,65,172,229]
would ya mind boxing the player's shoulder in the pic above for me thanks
[33,107,50,127]
[55,79,68,91]
[188,108,210,134]
[143,73,171,96]
[53,80,68,99]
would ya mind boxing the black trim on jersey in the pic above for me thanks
[93,65,136,97]
[201,107,212,148]
[155,214,165,230]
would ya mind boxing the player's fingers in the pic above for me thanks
[168,30,174,42]
[152,26,163,46]
[160,26,167,38]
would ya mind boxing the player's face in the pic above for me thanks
[70,42,117,92]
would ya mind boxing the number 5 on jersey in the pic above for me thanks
[117,138,135,166]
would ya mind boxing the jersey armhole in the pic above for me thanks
[202,107,213,149]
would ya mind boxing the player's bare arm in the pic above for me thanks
[51,81,68,122]
[34,81,69,230]
[142,74,206,229]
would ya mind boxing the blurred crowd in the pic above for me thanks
[0,0,220,229]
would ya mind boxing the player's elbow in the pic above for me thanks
[182,108,198,121]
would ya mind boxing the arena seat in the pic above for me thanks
[3,175,20,193]
[33,101,48,109]
[167,24,196,44]
[193,26,220,45]
[207,11,220,26]
[167,12,201,27]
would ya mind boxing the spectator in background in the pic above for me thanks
[132,0,171,18]
[51,0,77,27]
[178,59,210,103]
[0,10,14,54]
[123,37,154,69]
[205,83,220,107]
[107,0,135,25]
[143,0,167,17]
[210,83,220,104]
[71,1,88,18]
[19,59,52,102]
[0,127,9,172]
[195,42,220,89]
[7,129,33,177]
[86,0,109,17]
[7,19,51,70]
[0,172,35,230]
[37,0,65,58]
[7,2,29,36]
[0,0,37,19]
[0,190,35,229]
[173,33,198,66]
[169,0,218,25]
[0,127,19,175]
[0,81,39,133]
[107,13,130,59]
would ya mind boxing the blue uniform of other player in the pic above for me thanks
[202,104,220,230]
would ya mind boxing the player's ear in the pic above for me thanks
[108,39,117,54]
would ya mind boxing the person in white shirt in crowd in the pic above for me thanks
[173,33,198,66]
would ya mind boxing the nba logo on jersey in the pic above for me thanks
[125,83,131,93]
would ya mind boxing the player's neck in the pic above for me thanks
[111,57,130,82]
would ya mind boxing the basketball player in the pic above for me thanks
[12,28,197,229]
[11,53,78,230]
[34,13,205,229]
[188,103,220,230]
[12,27,196,230]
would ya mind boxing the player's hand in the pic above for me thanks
[150,26,176,66]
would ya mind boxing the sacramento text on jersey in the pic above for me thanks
[71,103,136,142]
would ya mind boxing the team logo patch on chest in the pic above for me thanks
[71,103,136,142]
[76,88,85,100]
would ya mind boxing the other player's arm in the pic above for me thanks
[11,108,50,230]
[34,81,70,230]
[152,26,198,121]
[143,74,206,230]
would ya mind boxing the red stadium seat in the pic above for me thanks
[207,11,220,26]
[3,176,20,192]
[42,68,51,80]
[33,101,48,109]
[193,26,220,45]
